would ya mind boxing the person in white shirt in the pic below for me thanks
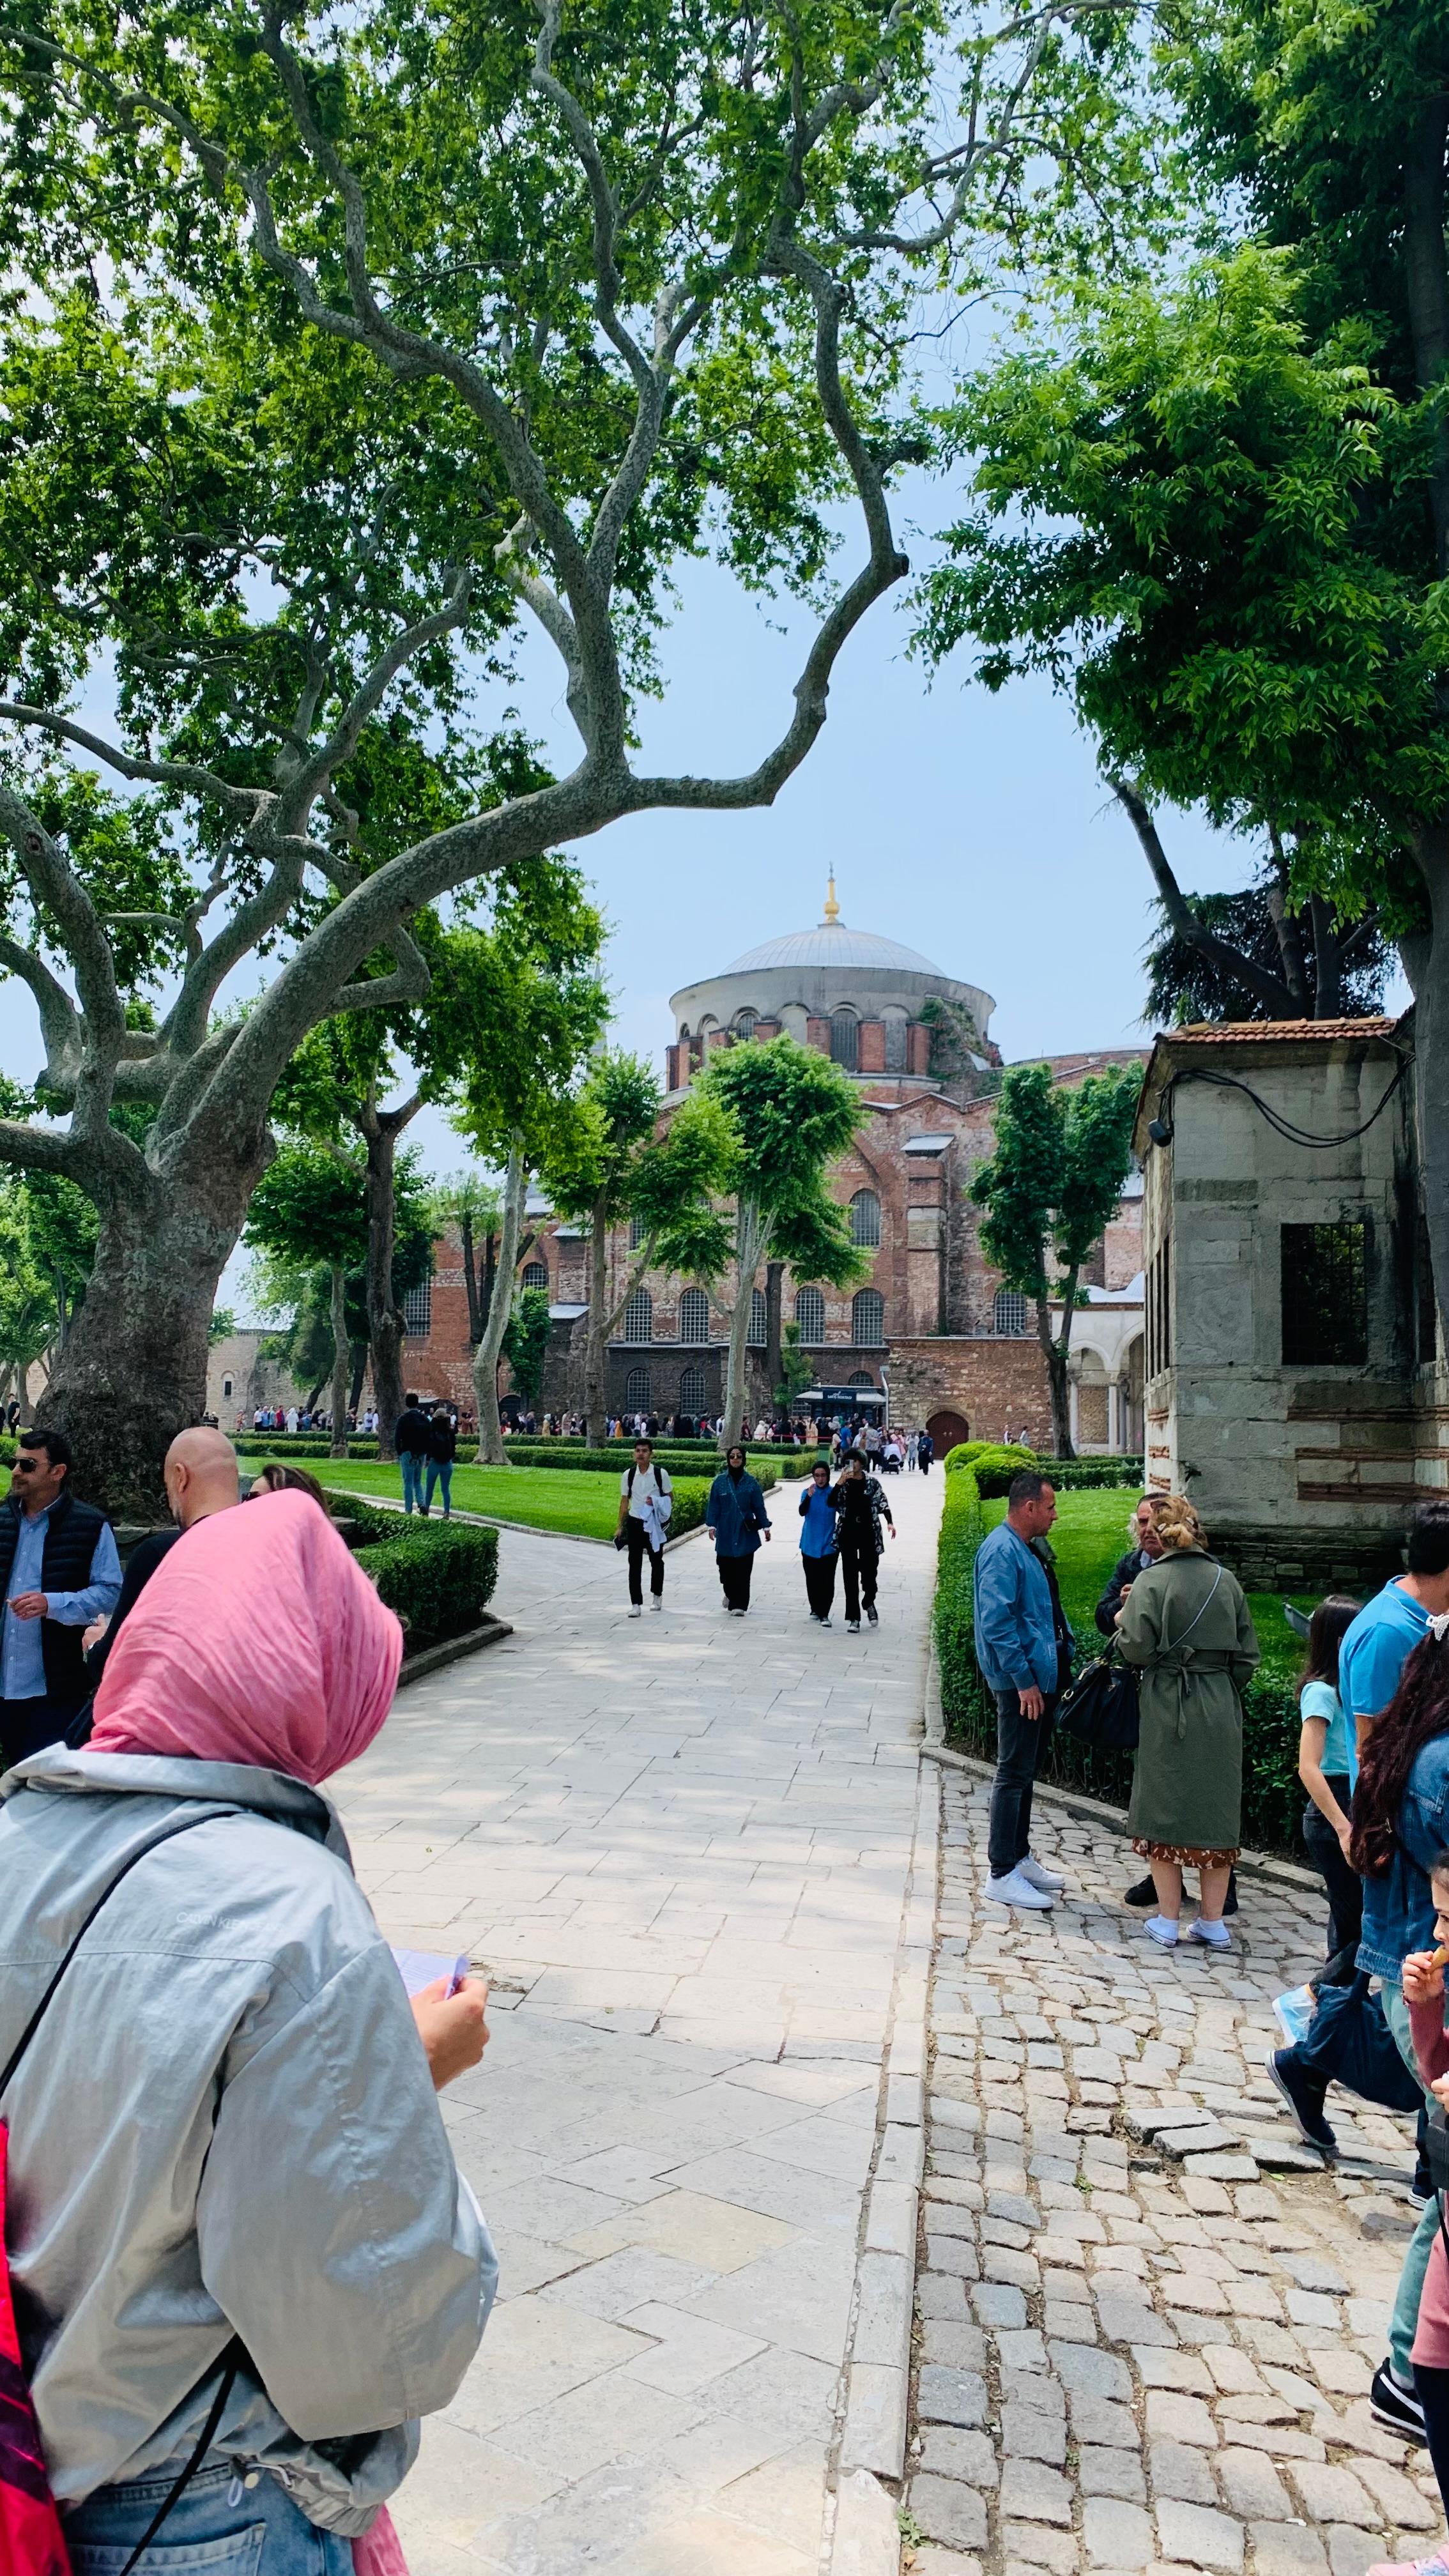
[617,1438,673,1615]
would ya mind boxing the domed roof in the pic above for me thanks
[721,880,944,977]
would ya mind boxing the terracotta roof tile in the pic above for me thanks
[1162,1017,1401,1045]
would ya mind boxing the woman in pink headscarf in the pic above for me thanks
[0,1491,496,2576]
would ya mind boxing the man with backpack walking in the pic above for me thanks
[617,1437,673,1615]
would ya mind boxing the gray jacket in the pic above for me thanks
[0,1747,496,2532]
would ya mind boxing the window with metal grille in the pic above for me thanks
[679,1365,708,1413]
[1146,1245,1171,1379]
[734,1009,756,1041]
[830,1011,859,1070]
[521,1261,549,1292]
[993,1288,1029,1337]
[625,1367,652,1412]
[848,1370,874,1386]
[884,1017,908,1072]
[402,1280,432,1336]
[678,1287,710,1344]
[795,1284,826,1342]
[622,1287,653,1344]
[850,1189,881,1248]
[852,1288,885,1347]
[1282,1222,1367,1365]
[629,1215,645,1250]
[747,1287,768,1346]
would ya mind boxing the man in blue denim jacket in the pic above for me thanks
[973,1469,1073,1912]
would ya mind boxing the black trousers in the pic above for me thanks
[839,1536,878,1623]
[1301,1781,1362,1985]
[717,1552,753,1609]
[804,1554,837,1618]
[987,1686,1058,1879]
[0,1694,76,1771]
[625,1519,664,1604]
[1417,2363,1449,2518]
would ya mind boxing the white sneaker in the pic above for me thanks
[818,1616,832,1629]
[1188,1917,1230,1949]
[1144,1913,1179,1945]
[650,1596,663,1612]
[985,1869,1054,1912]
[1018,1855,1065,1894]
[846,1619,861,1633]
[627,1604,642,1618]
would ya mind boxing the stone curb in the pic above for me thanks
[394,1614,513,1686]
[830,2467,904,2576]
[920,1741,1321,1896]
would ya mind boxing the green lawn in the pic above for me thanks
[982,1487,1308,1677]
[316,1457,680,1541]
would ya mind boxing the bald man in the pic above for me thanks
[78,1427,241,1703]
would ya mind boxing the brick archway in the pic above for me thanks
[927,1408,969,1456]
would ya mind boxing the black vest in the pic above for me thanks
[0,1490,110,1706]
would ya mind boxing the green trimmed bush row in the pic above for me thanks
[325,1492,501,1655]
[931,1476,1308,1859]
[942,1440,1145,1498]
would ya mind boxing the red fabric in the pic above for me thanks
[1408,1992,1449,2370]
[353,2506,410,2576]
[0,2123,70,2576]
[88,1491,403,1786]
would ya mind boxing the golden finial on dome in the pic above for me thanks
[822,874,841,924]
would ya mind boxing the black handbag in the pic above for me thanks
[1055,1643,1141,1752]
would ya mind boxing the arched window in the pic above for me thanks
[993,1287,1030,1337]
[831,1009,859,1070]
[795,1284,826,1343]
[848,1370,874,1386]
[222,1376,233,1401]
[521,1260,549,1292]
[850,1188,882,1248]
[748,1286,768,1347]
[884,1015,908,1073]
[625,1367,652,1413]
[734,1009,757,1041]
[679,1365,708,1414]
[402,1280,432,1336]
[852,1288,885,1347]
[678,1286,710,1344]
[622,1287,653,1344]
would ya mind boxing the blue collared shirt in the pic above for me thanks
[2,1502,122,1701]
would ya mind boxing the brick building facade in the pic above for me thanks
[401,889,1147,1451]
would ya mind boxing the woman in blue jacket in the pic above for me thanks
[798,1459,839,1627]
[705,1446,772,1613]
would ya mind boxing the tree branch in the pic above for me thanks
[0,701,264,820]
[0,934,80,1084]
[1110,776,1300,1020]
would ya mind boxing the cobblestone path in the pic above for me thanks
[908,1766,1436,2576]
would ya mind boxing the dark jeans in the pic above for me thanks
[804,1554,837,1618]
[988,1685,1058,1879]
[717,1552,754,1609]
[625,1517,664,1605]
[1,1694,76,1771]
[839,1536,878,1623]
[1301,1781,1361,1985]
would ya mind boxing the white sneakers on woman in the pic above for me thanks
[985,1855,1066,1911]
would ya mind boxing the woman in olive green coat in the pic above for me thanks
[1116,1496,1261,1949]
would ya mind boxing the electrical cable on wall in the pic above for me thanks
[1146,1054,1409,1153]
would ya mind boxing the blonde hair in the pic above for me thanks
[1153,1494,1207,1552]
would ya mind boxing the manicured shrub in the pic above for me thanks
[944,1439,1035,1475]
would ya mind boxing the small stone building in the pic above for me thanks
[1135,1016,1441,1588]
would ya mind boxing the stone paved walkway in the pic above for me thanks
[907,1765,1437,2576]
[332,1468,943,2576]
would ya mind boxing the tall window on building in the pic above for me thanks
[795,1284,826,1343]
[625,1367,652,1413]
[852,1288,885,1347]
[622,1287,653,1344]
[402,1280,432,1336]
[884,1016,908,1072]
[629,1215,646,1250]
[678,1286,710,1344]
[521,1260,549,1292]
[830,1009,859,1070]
[734,1009,757,1041]
[222,1376,233,1402]
[850,1188,882,1247]
[747,1287,768,1346]
[993,1287,1029,1337]
[1146,1246,1171,1379]
[1282,1222,1368,1365]
[679,1365,708,1414]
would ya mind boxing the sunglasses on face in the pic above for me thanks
[12,1457,40,1474]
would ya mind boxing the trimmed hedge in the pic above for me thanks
[325,1491,501,1655]
[484,1446,783,1487]
[931,1476,1308,1859]
[942,1439,1146,1498]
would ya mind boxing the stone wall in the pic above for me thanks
[887,1337,1056,1450]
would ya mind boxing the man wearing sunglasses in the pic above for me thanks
[1,1427,121,1770]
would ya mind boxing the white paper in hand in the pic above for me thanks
[391,1945,470,1997]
